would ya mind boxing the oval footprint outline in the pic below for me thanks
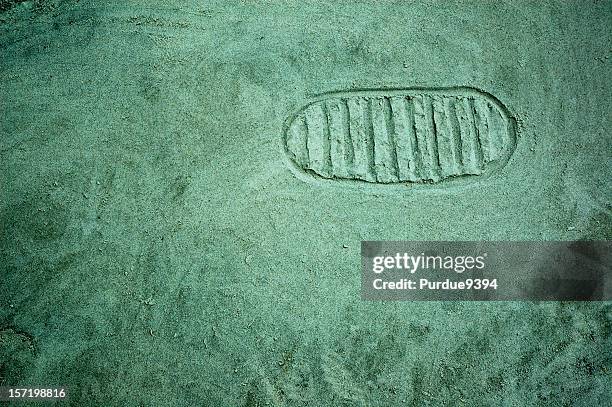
[282,87,517,188]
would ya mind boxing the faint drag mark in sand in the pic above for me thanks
[560,163,612,238]
[0,327,36,385]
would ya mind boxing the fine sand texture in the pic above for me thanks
[1,1,611,405]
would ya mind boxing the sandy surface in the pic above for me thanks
[1,0,611,405]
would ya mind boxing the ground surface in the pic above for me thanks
[0,0,611,405]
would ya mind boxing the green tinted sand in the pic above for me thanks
[1,1,610,405]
